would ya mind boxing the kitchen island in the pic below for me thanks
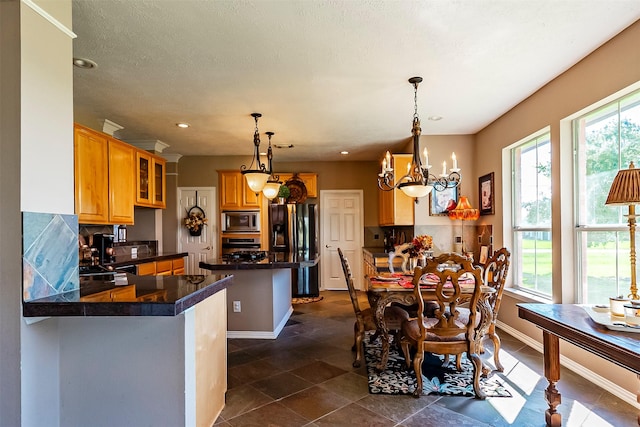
[22,274,232,427]
[200,251,319,339]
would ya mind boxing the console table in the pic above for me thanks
[518,303,640,426]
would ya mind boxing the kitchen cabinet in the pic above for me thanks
[137,257,186,276]
[74,124,135,225]
[378,154,414,226]
[219,170,261,210]
[278,173,318,198]
[135,150,166,208]
[80,284,137,302]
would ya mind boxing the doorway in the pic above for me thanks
[320,190,364,290]
[177,187,216,275]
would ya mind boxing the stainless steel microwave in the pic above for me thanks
[221,211,260,233]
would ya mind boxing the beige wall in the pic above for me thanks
[476,20,640,398]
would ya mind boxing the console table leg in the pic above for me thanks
[543,331,562,427]
[636,374,640,426]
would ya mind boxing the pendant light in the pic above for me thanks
[241,113,270,193]
[261,131,282,200]
[378,77,461,201]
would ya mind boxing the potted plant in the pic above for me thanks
[277,185,290,204]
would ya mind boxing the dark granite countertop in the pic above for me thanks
[200,251,319,271]
[104,252,188,268]
[22,273,232,317]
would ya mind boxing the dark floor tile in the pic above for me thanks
[251,371,314,400]
[280,385,350,421]
[227,359,283,385]
[219,384,273,420]
[313,402,396,426]
[317,372,370,401]
[356,393,438,423]
[290,360,347,384]
[226,401,310,427]
[402,402,492,426]
[227,349,259,368]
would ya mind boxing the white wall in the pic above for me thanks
[18,1,74,426]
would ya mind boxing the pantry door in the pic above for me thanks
[178,187,216,274]
[320,190,364,290]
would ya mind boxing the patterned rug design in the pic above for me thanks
[364,335,511,397]
[292,296,324,304]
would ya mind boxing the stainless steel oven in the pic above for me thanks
[221,237,261,255]
[221,210,260,233]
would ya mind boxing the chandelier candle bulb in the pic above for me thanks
[452,152,458,170]
[386,151,391,170]
[423,148,429,168]
[442,161,447,177]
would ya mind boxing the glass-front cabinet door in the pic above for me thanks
[152,157,166,208]
[136,151,152,206]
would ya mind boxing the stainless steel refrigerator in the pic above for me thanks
[269,203,319,297]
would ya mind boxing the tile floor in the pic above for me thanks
[215,291,638,426]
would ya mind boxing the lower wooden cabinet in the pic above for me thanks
[136,257,186,276]
[80,285,137,302]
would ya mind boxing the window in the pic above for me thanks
[574,89,640,304]
[511,132,552,297]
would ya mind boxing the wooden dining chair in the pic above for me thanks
[338,248,409,368]
[399,253,486,399]
[478,247,510,371]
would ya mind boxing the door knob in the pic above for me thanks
[204,246,211,251]
[325,244,332,248]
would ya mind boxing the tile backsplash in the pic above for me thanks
[23,212,79,302]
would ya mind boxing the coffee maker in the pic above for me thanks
[92,233,115,265]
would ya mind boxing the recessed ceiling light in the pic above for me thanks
[341,151,349,155]
[72,57,97,69]
[176,122,190,128]
[427,115,443,121]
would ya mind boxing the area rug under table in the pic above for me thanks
[292,296,324,304]
[364,334,511,397]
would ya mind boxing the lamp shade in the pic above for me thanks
[262,180,281,200]
[605,162,640,206]
[448,195,479,221]
[399,182,432,198]
[243,170,270,193]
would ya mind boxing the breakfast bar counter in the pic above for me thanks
[200,251,319,339]
[22,273,232,426]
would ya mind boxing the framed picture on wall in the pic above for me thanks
[429,185,458,216]
[479,172,495,216]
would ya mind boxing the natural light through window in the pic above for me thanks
[511,131,552,296]
[574,89,640,303]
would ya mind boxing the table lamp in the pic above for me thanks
[605,161,640,300]
[448,195,479,254]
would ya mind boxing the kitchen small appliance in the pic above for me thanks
[221,210,260,233]
[92,233,115,265]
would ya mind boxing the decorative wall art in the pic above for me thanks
[429,185,458,216]
[479,172,495,216]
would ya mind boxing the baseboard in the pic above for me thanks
[496,320,640,409]
[227,306,293,340]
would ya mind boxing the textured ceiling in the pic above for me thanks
[72,0,640,161]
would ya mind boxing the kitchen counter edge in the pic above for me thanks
[22,274,233,317]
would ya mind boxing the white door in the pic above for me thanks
[320,190,364,290]
[178,187,216,275]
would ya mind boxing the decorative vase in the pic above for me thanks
[189,229,202,236]
[277,197,287,205]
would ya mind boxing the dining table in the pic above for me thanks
[367,272,496,372]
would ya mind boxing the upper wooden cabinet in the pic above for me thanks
[135,151,166,208]
[378,154,414,226]
[278,173,318,198]
[74,124,134,225]
[108,139,135,224]
[219,171,260,210]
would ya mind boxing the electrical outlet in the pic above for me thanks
[131,247,138,259]
[233,301,241,312]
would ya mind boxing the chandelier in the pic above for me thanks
[241,113,270,193]
[261,131,282,200]
[378,77,461,200]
